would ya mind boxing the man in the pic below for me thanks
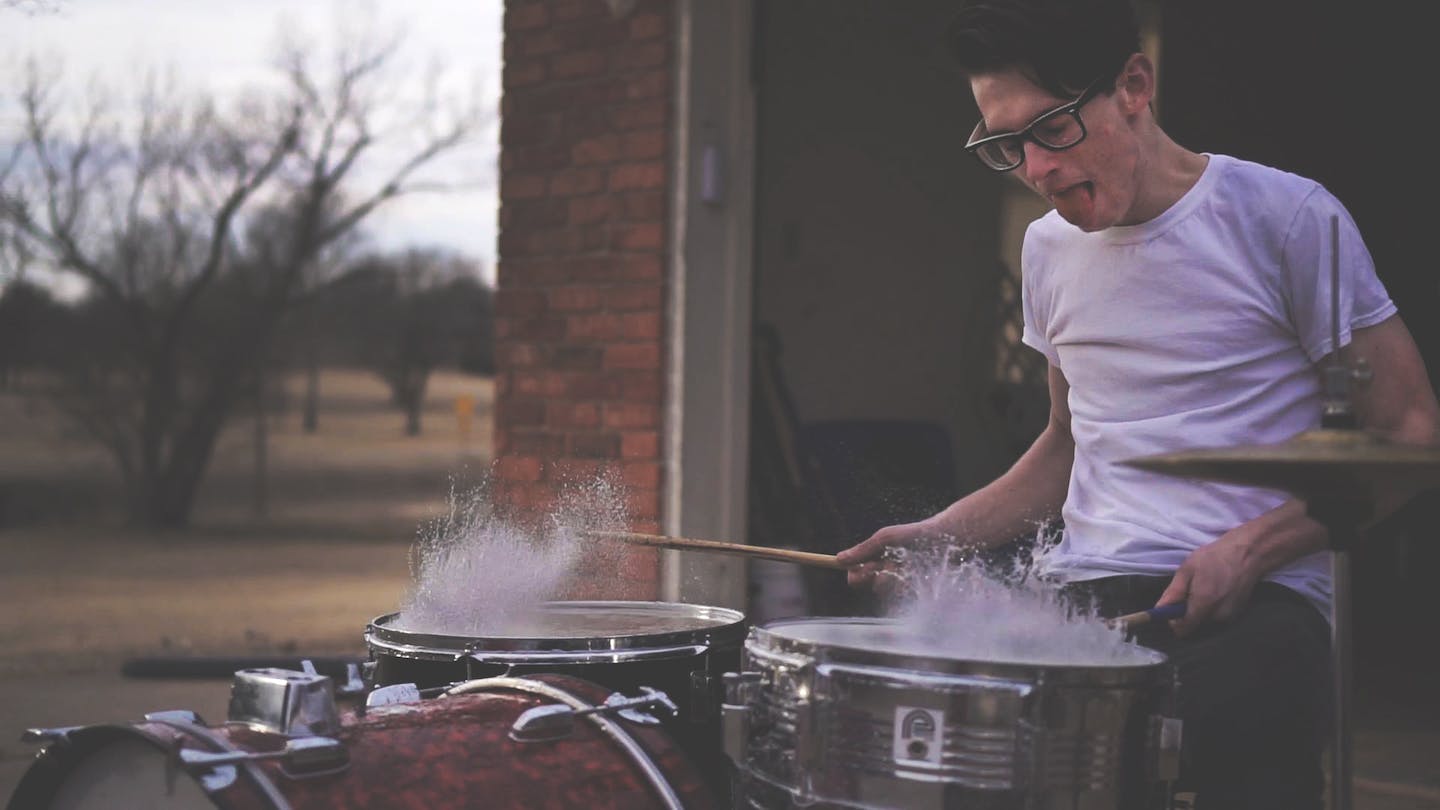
[836,0,1440,807]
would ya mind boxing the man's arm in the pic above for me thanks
[838,364,1076,587]
[1157,314,1440,635]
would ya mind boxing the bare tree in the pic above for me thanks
[327,248,491,436]
[0,29,483,527]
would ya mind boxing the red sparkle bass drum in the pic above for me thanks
[7,674,713,810]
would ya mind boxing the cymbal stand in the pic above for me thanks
[1314,214,1369,810]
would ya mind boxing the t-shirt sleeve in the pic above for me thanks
[1020,227,1061,368]
[1281,186,1396,363]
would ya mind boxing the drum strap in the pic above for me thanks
[445,677,686,810]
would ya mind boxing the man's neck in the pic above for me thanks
[1119,132,1208,226]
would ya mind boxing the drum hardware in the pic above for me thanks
[509,686,679,742]
[1120,215,1440,810]
[365,682,423,707]
[177,736,350,780]
[227,665,341,737]
[720,672,763,766]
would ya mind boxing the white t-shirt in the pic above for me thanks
[1021,153,1396,615]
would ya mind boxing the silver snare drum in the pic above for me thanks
[723,618,1182,810]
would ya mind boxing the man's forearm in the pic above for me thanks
[926,423,1074,549]
[1231,499,1330,579]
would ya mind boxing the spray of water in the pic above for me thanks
[392,468,633,636]
[876,524,1154,667]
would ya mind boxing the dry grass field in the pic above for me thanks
[0,368,493,797]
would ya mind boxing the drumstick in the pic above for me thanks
[1110,602,1187,630]
[584,530,846,570]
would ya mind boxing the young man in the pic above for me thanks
[836,0,1440,807]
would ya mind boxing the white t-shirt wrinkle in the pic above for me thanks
[1021,154,1396,615]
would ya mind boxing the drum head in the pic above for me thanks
[755,616,1168,672]
[368,600,747,660]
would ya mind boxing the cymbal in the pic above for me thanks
[1121,428,1440,499]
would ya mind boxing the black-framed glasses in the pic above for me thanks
[965,78,1107,172]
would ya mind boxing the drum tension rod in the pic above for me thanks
[510,687,678,742]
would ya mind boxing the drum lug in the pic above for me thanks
[721,671,762,767]
[366,682,423,707]
[1149,714,1184,781]
[144,710,207,726]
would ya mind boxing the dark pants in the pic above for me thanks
[1061,576,1331,810]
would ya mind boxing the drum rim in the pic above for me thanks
[747,616,1169,682]
[366,600,748,659]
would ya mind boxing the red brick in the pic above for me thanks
[568,313,626,341]
[547,401,601,429]
[549,168,606,197]
[627,488,661,520]
[502,172,548,199]
[605,343,661,371]
[504,143,572,173]
[570,432,621,459]
[549,286,603,312]
[609,101,667,131]
[629,12,667,40]
[621,370,662,401]
[551,50,608,80]
[562,371,622,398]
[512,371,568,398]
[622,71,668,101]
[495,289,548,318]
[519,31,566,58]
[603,402,660,429]
[613,223,664,251]
[510,430,567,456]
[551,0,601,23]
[572,135,620,166]
[621,130,667,161]
[549,458,607,482]
[622,312,662,340]
[620,256,664,281]
[623,461,662,490]
[501,113,561,147]
[605,285,663,310]
[504,59,548,89]
[552,346,607,371]
[502,198,568,228]
[568,195,615,225]
[630,519,662,536]
[616,42,668,71]
[499,343,542,368]
[621,431,660,459]
[506,3,550,32]
[496,455,544,482]
[609,162,667,191]
[500,399,545,428]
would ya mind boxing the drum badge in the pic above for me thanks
[892,706,945,766]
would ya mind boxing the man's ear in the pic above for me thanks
[1116,52,1156,115]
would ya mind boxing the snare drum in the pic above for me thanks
[365,600,746,790]
[723,617,1183,810]
[8,673,712,810]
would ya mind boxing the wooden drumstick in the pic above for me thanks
[1109,602,1188,631]
[584,530,847,570]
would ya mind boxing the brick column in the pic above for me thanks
[494,0,673,597]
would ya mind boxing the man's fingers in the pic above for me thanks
[836,529,899,565]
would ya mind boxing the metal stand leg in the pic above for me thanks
[1330,549,1352,810]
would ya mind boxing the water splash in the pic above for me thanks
[877,524,1153,667]
[392,468,633,636]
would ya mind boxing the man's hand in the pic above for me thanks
[836,519,937,590]
[1155,530,1263,637]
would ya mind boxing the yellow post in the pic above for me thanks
[455,393,475,444]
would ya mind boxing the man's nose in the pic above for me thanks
[1021,139,1062,186]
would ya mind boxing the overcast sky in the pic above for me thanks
[0,0,503,284]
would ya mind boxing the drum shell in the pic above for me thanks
[9,674,712,810]
[365,601,746,789]
[727,618,1180,810]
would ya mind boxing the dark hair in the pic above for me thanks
[945,0,1141,99]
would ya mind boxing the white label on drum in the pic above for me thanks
[892,706,945,766]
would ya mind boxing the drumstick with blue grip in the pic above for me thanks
[1111,601,1187,631]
